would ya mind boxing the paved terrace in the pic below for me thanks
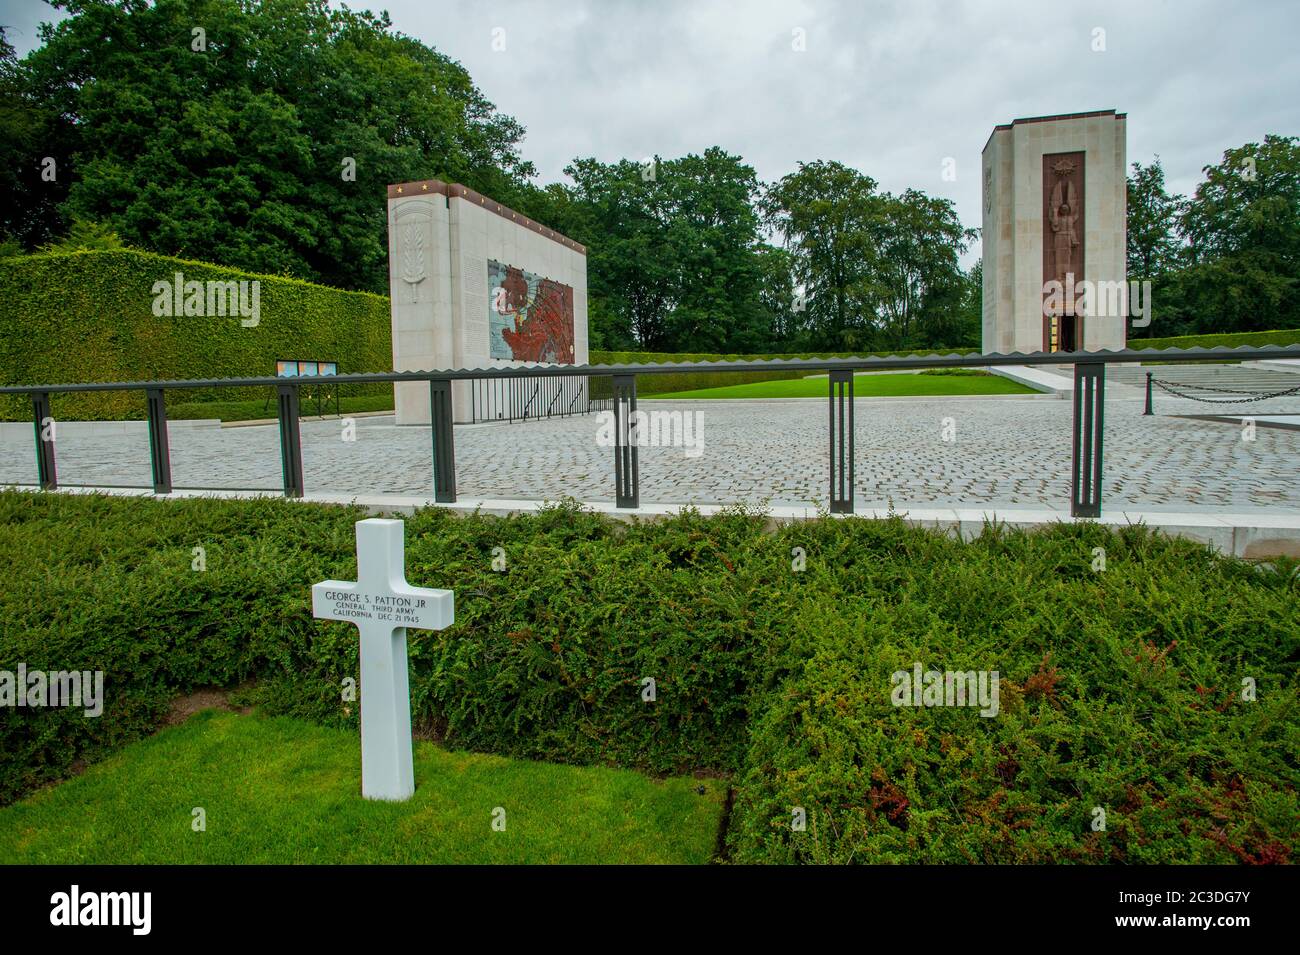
[3,393,1298,511]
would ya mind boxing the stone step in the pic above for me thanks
[1107,363,1300,393]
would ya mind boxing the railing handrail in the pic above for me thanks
[4,345,1300,395]
[521,380,541,418]
[11,347,1294,517]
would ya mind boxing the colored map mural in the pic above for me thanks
[488,260,575,363]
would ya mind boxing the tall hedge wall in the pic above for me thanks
[0,250,392,420]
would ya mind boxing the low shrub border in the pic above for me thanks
[1,492,1295,862]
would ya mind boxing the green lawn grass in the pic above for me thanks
[649,372,1039,399]
[0,709,726,864]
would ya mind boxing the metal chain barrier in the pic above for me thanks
[1152,379,1300,404]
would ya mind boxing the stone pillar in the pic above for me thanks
[387,188,451,425]
[981,110,1128,355]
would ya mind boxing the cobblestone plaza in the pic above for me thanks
[4,393,1298,512]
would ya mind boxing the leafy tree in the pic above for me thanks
[1176,135,1300,333]
[761,160,887,350]
[15,0,535,292]
[0,26,69,247]
[561,156,672,349]
[659,149,770,352]
[1127,158,1185,279]
[1125,159,1186,338]
[755,244,800,347]
[40,218,125,252]
[762,162,972,351]
[926,258,981,352]
[873,188,973,349]
[562,148,770,352]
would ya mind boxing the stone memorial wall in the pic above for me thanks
[386,179,589,424]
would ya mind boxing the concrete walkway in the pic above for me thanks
[17,484,1300,559]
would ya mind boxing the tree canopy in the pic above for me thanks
[3,2,1295,351]
[1126,137,1300,337]
[10,0,535,292]
[762,162,974,351]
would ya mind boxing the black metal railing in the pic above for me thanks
[1071,364,1105,518]
[829,370,854,514]
[4,345,1300,517]
[468,372,597,423]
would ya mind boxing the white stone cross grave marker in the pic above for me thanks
[312,518,453,801]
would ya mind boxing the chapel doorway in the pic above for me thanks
[1044,313,1081,352]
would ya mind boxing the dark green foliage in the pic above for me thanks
[0,248,391,419]
[1172,135,1300,336]
[560,149,772,353]
[1,491,1296,863]
[1127,139,1300,339]
[728,520,1299,863]
[10,1,534,294]
[1127,159,1185,291]
[0,27,68,248]
[39,220,124,253]
[761,161,977,352]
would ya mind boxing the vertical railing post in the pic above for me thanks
[1143,372,1153,416]
[828,370,854,514]
[1071,362,1105,518]
[146,387,172,494]
[277,382,305,498]
[430,378,457,503]
[31,391,56,490]
[613,374,639,509]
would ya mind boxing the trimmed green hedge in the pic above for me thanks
[167,393,395,423]
[1134,329,1300,351]
[0,249,392,420]
[2,491,1296,863]
[590,347,983,363]
[5,245,1296,420]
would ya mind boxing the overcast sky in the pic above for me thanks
[5,0,1298,260]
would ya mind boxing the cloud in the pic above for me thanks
[377,0,1299,258]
